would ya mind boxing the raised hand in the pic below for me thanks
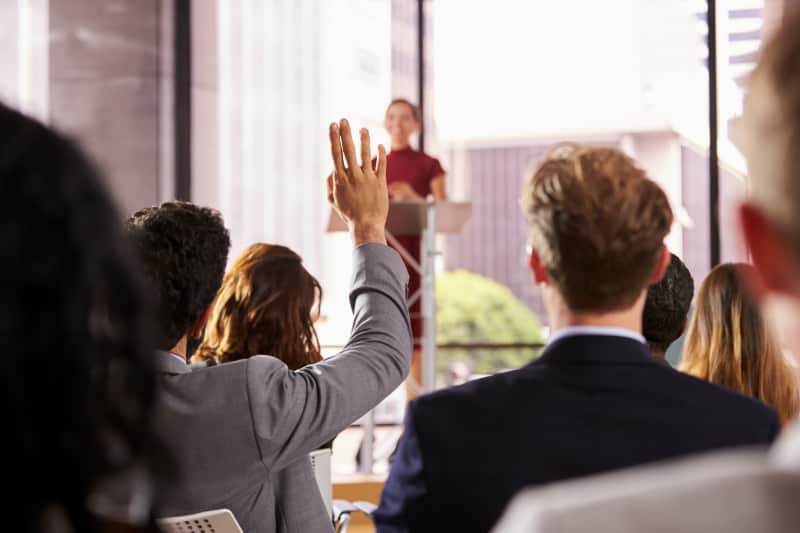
[328,118,389,245]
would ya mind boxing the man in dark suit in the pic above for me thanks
[373,145,780,533]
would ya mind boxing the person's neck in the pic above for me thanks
[545,290,645,336]
[549,311,642,333]
[168,336,188,359]
[391,140,411,151]
[649,347,667,359]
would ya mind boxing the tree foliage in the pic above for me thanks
[436,270,544,375]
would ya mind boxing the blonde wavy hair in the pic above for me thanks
[680,263,800,426]
[193,243,322,370]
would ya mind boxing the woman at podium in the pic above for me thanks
[383,98,447,397]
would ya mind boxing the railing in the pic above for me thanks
[323,342,545,473]
[321,342,545,350]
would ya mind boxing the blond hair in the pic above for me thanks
[680,263,800,426]
[521,145,673,311]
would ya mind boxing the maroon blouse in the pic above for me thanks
[383,147,445,345]
[386,147,445,200]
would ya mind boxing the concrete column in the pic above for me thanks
[190,0,219,211]
[48,0,172,215]
[621,132,684,257]
[0,0,49,120]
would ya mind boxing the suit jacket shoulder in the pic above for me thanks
[399,335,780,533]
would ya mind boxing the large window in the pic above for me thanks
[0,0,784,477]
[427,0,775,378]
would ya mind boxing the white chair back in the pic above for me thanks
[157,509,243,533]
[310,448,334,518]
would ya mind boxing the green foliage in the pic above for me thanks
[436,270,544,375]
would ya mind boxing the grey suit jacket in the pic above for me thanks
[154,244,411,533]
[492,425,800,533]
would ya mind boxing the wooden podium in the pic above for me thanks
[327,200,472,393]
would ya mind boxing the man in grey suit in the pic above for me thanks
[493,12,800,533]
[127,120,411,533]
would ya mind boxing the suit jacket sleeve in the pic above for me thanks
[246,243,412,471]
[373,403,428,533]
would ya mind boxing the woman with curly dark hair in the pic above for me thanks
[193,243,323,369]
[0,103,168,532]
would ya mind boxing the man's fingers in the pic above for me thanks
[329,123,346,177]
[376,144,387,182]
[339,119,360,180]
[360,128,372,173]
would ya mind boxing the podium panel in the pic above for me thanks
[326,200,471,394]
[326,200,471,235]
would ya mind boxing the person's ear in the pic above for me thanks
[528,248,550,284]
[739,203,800,301]
[648,245,670,284]
[189,305,213,339]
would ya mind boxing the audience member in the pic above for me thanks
[681,263,800,426]
[642,252,694,361]
[373,145,779,533]
[1,103,166,533]
[127,119,412,533]
[126,201,231,359]
[190,242,335,526]
[493,11,800,533]
[193,243,323,369]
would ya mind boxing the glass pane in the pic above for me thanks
[716,0,771,264]
[432,0,710,383]
[214,0,396,476]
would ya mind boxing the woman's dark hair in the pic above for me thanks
[194,243,323,370]
[0,103,166,531]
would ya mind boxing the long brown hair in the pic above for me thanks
[680,263,800,426]
[194,243,322,370]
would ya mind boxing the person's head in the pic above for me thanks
[194,243,322,370]
[0,103,167,531]
[643,253,694,357]
[384,98,421,146]
[125,202,230,353]
[736,10,800,354]
[521,145,673,322]
[680,263,800,426]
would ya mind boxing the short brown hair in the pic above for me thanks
[521,145,673,312]
[194,243,322,370]
[681,263,800,426]
[386,98,421,123]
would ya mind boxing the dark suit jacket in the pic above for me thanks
[373,334,780,533]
